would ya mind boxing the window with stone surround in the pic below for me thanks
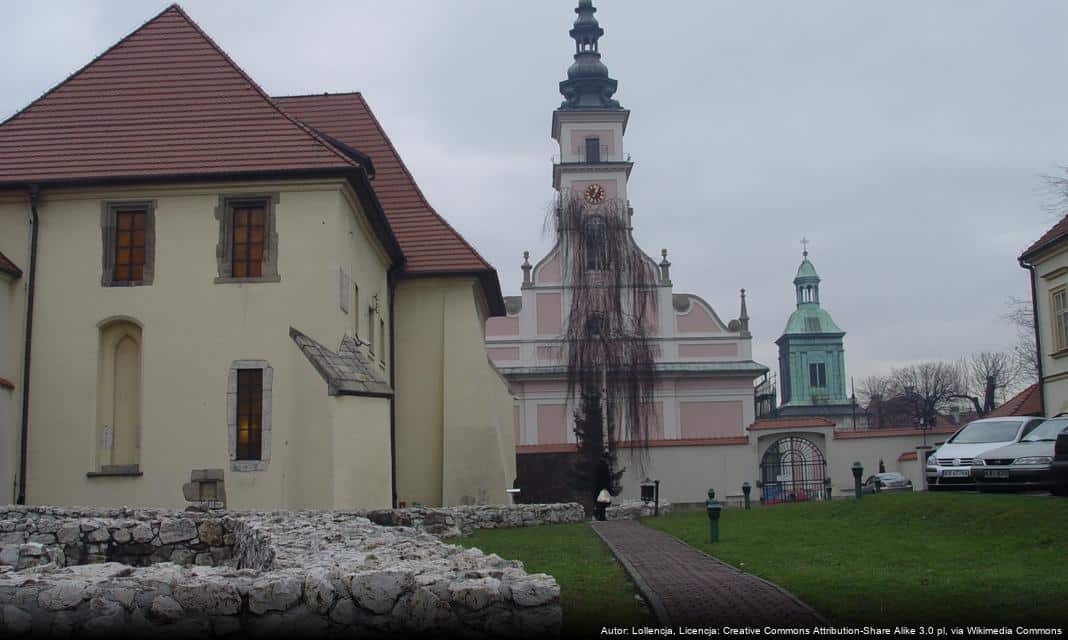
[101,201,155,286]
[1052,288,1068,351]
[227,360,272,472]
[215,194,280,283]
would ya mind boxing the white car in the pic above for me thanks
[925,416,1045,490]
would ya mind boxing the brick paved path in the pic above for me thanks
[591,520,825,628]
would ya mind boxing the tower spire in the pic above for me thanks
[559,0,622,110]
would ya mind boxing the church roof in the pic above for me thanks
[0,5,358,185]
[275,92,504,315]
[781,306,844,337]
[0,4,405,266]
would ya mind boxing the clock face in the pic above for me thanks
[583,183,606,205]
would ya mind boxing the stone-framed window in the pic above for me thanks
[215,193,280,283]
[227,360,272,472]
[101,200,156,286]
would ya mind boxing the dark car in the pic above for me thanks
[862,472,913,494]
[1053,429,1068,496]
[973,417,1068,492]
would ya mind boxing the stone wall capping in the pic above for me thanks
[0,503,575,636]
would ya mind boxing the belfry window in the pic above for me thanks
[809,362,827,388]
[585,137,601,163]
[583,215,608,271]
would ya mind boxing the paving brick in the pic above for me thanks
[591,520,824,627]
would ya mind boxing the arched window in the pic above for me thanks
[583,215,608,271]
[95,320,142,472]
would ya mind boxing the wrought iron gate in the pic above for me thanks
[759,436,827,504]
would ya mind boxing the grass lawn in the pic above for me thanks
[449,522,650,635]
[644,493,1068,626]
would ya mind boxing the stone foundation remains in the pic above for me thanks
[605,499,673,520]
[0,505,566,637]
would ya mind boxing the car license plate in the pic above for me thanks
[943,469,970,478]
[985,470,1010,479]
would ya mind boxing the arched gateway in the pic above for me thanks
[760,436,827,504]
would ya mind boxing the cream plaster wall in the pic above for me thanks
[615,443,755,505]
[1031,245,1068,415]
[0,179,392,509]
[394,277,516,507]
[331,394,392,509]
[0,199,28,504]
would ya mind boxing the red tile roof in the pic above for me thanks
[274,93,503,313]
[1021,214,1068,261]
[0,5,358,185]
[833,425,957,439]
[749,416,835,430]
[0,251,21,278]
[986,382,1042,418]
[898,451,918,462]
[0,377,13,390]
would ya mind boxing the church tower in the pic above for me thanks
[776,248,851,419]
[551,0,633,209]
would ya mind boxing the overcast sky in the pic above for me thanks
[3,1,1064,389]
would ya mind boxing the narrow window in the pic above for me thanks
[102,201,155,286]
[353,283,360,338]
[235,369,263,460]
[113,210,146,282]
[809,362,827,388]
[583,215,608,271]
[368,306,376,355]
[1055,289,1068,350]
[585,137,601,163]
[231,203,266,278]
[379,317,386,363]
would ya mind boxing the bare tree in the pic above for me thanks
[1041,166,1068,217]
[857,375,893,427]
[1005,297,1038,382]
[888,361,965,428]
[955,351,1022,415]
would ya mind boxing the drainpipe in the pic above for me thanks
[387,266,398,508]
[16,185,40,505]
[1019,257,1045,416]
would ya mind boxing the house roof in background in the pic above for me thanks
[275,92,504,314]
[0,4,358,186]
[748,416,835,430]
[986,382,1042,418]
[1021,214,1068,261]
[0,251,21,278]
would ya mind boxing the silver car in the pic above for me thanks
[972,417,1068,492]
[926,416,1045,490]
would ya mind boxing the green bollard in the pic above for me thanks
[741,482,751,510]
[706,489,722,543]
[851,462,864,500]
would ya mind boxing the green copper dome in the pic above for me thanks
[783,306,844,336]
[794,257,819,284]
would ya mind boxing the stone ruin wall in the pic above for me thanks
[0,503,585,637]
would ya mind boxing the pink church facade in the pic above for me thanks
[483,1,767,505]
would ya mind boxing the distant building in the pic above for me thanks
[1020,214,1068,416]
[775,250,858,429]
